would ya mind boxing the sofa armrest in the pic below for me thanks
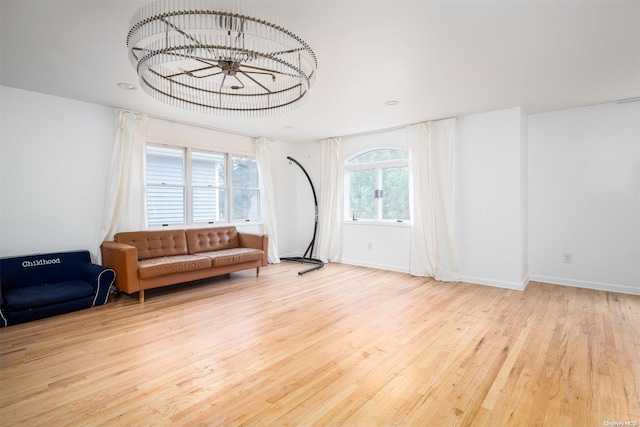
[101,241,140,294]
[80,263,115,307]
[0,291,6,327]
[238,232,269,266]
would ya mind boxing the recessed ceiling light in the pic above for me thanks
[117,82,136,90]
[384,100,400,106]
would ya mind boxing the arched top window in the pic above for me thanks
[345,148,409,222]
[347,149,408,165]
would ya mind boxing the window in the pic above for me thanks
[146,145,185,225]
[192,151,226,223]
[345,149,409,222]
[146,145,261,226]
[232,155,260,221]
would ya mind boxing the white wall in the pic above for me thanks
[341,223,411,272]
[274,141,321,257]
[147,118,255,154]
[528,102,639,295]
[145,117,263,235]
[319,110,530,285]
[456,107,528,289]
[3,85,636,294]
[520,109,529,284]
[0,87,265,261]
[339,128,411,271]
[328,103,638,295]
[0,86,115,261]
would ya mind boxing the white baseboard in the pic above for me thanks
[338,260,529,289]
[283,258,639,296]
[460,275,529,291]
[529,275,640,296]
[338,258,410,274]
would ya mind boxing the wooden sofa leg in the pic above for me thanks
[256,267,260,277]
[138,290,145,303]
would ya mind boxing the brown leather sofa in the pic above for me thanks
[101,226,268,302]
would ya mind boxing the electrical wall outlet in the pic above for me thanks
[563,253,573,264]
[367,242,373,250]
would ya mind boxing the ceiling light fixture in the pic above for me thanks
[384,100,400,106]
[127,0,317,117]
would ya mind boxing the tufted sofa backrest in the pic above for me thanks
[186,227,239,254]
[114,230,188,260]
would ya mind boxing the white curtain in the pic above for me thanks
[99,111,149,243]
[407,118,460,281]
[255,137,280,263]
[316,137,343,262]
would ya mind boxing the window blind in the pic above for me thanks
[146,146,185,225]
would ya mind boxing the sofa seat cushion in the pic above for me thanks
[199,248,264,268]
[4,281,95,310]
[137,255,212,279]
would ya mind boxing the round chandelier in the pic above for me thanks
[127,1,317,117]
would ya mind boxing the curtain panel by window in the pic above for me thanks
[99,111,149,244]
[407,118,460,281]
[317,137,343,262]
[255,137,280,263]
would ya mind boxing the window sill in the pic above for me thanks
[148,221,264,230]
[342,220,411,228]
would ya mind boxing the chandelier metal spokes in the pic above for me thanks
[127,1,317,117]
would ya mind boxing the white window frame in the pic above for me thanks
[146,144,186,226]
[230,154,261,223]
[191,149,227,225]
[344,148,410,224]
[146,143,261,228]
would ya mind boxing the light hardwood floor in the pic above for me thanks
[1,262,638,426]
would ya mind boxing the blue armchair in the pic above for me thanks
[0,250,115,327]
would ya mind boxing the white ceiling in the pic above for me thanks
[1,0,639,143]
